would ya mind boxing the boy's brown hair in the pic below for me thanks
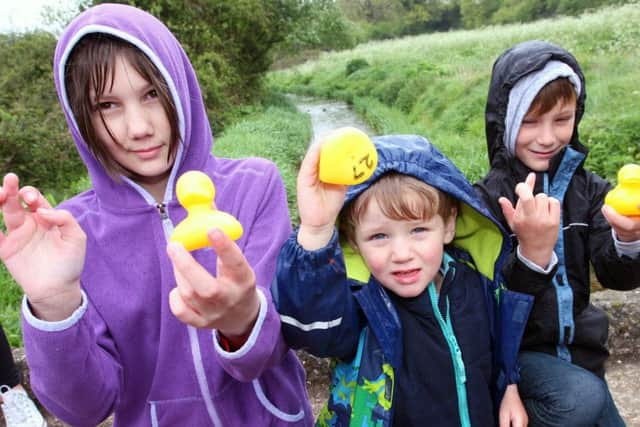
[339,173,458,249]
[527,77,577,117]
[64,33,180,178]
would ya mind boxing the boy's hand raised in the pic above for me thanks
[296,142,347,250]
[0,173,85,321]
[499,172,560,269]
[167,228,259,338]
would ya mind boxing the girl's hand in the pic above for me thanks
[296,141,347,250]
[167,228,259,338]
[602,204,640,243]
[499,173,560,268]
[499,384,528,427]
[0,173,85,321]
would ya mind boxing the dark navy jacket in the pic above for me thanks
[475,40,640,377]
[273,135,533,426]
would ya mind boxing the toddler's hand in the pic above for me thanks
[296,142,347,250]
[167,228,259,338]
[499,384,528,427]
[499,172,560,268]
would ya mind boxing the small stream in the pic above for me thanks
[288,95,374,141]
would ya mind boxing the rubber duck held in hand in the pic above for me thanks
[318,127,378,185]
[605,163,640,217]
[171,171,243,251]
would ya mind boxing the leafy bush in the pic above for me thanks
[0,32,85,192]
[345,58,370,76]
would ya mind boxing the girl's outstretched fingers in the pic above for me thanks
[36,208,86,242]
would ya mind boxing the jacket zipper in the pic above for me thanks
[156,203,168,220]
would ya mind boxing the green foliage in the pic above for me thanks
[0,265,23,347]
[213,92,312,223]
[270,3,640,183]
[0,32,85,193]
[345,58,370,76]
[277,0,357,55]
[459,0,500,28]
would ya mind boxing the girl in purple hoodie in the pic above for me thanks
[0,4,312,426]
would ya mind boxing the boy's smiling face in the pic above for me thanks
[515,98,576,171]
[353,196,456,298]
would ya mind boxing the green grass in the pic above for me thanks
[269,2,640,183]
[0,265,23,347]
[213,94,312,223]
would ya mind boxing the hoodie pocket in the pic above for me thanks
[148,397,215,427]
[252,378,306,423]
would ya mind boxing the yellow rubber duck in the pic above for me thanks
[170,171,243,251]
[605,164,640,217]
[318,127,378,185]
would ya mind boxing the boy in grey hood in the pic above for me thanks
[475,40,640,426]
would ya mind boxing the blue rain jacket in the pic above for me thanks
[273,135,533,426]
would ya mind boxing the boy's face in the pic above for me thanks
[515,99,576,171]
[354,197,456,298]
[91,54,174,188]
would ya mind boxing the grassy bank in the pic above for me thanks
[269,2,640,183]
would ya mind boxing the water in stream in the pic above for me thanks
[289,95,374,141]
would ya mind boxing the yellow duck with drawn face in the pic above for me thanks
[605,164,640,217]
[170,171,243,251]
[318,127,378,186]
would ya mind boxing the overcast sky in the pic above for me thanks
[0,0,78,34]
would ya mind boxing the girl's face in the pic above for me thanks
[515,99,576,171]
[354,197,456,298]
[90,54,174,196]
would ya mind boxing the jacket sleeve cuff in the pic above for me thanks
[22,290,88,332]
[516,246,558,273]
[612,229,640,259]
[214,288,268,359]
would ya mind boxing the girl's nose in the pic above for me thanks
[126,105,153,139]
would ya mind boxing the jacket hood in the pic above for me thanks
[484,40,587,171]
[342,134,510,281]
[54,3,214,208]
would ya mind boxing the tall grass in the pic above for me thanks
[269,3,640,183]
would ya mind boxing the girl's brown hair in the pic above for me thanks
[64,33,180,178]
[339,173,458,249]
[528,77,577,117]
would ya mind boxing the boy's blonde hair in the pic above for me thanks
[528,77,577,117]
[339,173,457,249]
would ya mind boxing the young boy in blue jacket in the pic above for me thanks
[273,134,534,426]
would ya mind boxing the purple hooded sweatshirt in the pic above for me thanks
[20,4,312,426]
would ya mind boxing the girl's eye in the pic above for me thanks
[521,118,538,125]
[555,116,571,123]
[96,101,115,111]
[145,89,159,99]
[412,227,427,234]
